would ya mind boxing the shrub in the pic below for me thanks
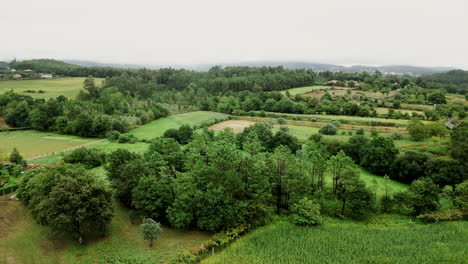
[140,218,162,247]
[277,117,287,125]
[291,197,322,226]
[63,147,106,168]
[356,128,365,135]
[319,123,337,135]
[106,130,121,141]
[309,133,323,143]
[279,125,289,132]
[258,110,266,117]
[370,130,379,137]
[118,133,138,143]
[331,120,341,128]
[390,132,403,140]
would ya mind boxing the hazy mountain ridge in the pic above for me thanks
[64,59,456,75]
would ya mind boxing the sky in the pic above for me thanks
[2,0,468,69]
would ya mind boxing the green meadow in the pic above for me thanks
[129,111,227,140]
[0,130,98,162]
[0,77,103,99]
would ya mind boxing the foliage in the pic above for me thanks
[409,177,440,215]
[63,147,106,168]
[140,218,162,247]
[360,136,399,175]
[17,164,113,241]
[291,197,322,226]
[9,147,26,165]
[319,123,337,135]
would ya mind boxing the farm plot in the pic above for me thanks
[281,85,331,96]
[0,130,98,162]
[203,220,467,264]
[130,111,227,140]
[303,88,386,100]
[0,77,103,99]
[209,120,256,133]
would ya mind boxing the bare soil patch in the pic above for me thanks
[209,120,256,133]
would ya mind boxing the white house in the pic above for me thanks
[40,73,53,79]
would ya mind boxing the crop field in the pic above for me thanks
[203,220,467,264]
[375,107,424,115]
[0,196,210,264]
[303,88,386,100]
[209,120,256,133]
[0,130,98,162]
[129,111,227,140]
[281,85,331,96]
[0,77,104,99]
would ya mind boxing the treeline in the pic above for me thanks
[0,78,169,137]
[420,70,468,94]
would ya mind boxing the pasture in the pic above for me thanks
[303,87,386,100]
[129,111,227,140]
[0,130,98,162]
[281,85,330,96]
[0,77,104,99]
[203,220,467,264]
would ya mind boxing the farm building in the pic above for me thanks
[12,74,22,79]
[23,69,33,72]
[10,69,16,72]
[40,73,53,79]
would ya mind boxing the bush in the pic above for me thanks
[319,123,337,135]
[106,130,121,141]
[390,132,403,140]
[279,125,289,132]
[63,147,106,168]
[291,197,322,226]
[118,133,138,143]
[309,133,323,143]
[356,128,365,135]
[277,117,287,125]
[331,120,341,128]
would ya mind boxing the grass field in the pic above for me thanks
[130,111,227,140]
[375,107,424,115]
[33,140,151,164]
[0,78,103,99]
[209,120,256,133]
[0,130,98,162]
[0,196,210,264]
[203,219,467,264]
[281,86,330,96]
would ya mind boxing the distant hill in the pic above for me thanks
[64,59,456,76]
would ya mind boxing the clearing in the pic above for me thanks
[129,111,227,140]
[0,195,210,264]
[0,77,103,99]
[209,120,256,133]
[0,130,98,162]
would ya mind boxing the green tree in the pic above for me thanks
[291,197,322,226]
[409,177,440,215]
[319,123,337,135]
[140,218,162,247]
[451,122,468,170]
[18,165,113,242]
[407,119,430,141]
[360,136,399,175]
[9,148,25,165]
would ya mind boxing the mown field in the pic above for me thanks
[281,85,331,96]
[0,130,98,162]
[203,219,467,264]
[130,111,227,140]
[0,77,104,99]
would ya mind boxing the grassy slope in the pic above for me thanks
[130,111,227,140]
[0,197,210,264]
[0,77,103,99]
[0,130,97,162]
[280,85,330,96]
[203,219,467,264]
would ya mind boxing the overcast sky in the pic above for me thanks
[2,0,468,69]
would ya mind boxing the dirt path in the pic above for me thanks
[27,139,106,162]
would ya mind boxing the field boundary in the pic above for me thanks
[27,139,106,161]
